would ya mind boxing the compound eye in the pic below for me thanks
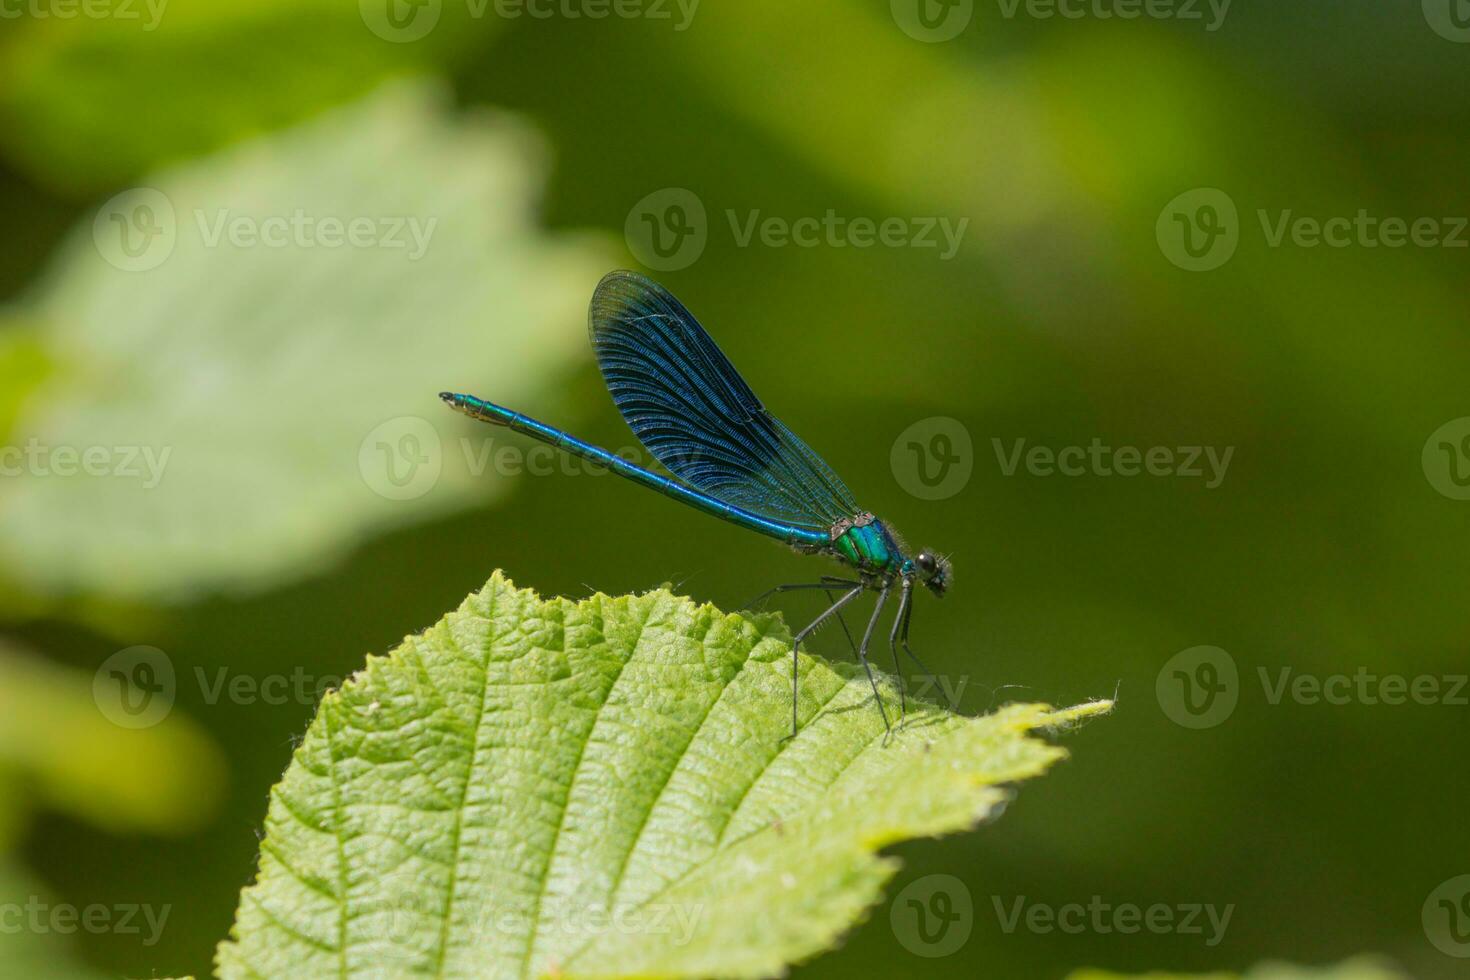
[916,552,937,575]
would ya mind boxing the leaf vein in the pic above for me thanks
[429,580,509,978]
[519,594,648,978]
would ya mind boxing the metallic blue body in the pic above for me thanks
[448,394,832,552]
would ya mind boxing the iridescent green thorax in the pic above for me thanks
[829,512,903,573]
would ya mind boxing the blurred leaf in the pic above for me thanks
[0,79,615,608]
[1068,956,1410,980]
[0,0,494,191]
[216,572,1110,978]
[0,860,113,980]
[0,323,52,443]
[0,643,223,836]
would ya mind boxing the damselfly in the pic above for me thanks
[442,271,952,737]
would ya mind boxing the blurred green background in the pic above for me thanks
[1,1,1468,977]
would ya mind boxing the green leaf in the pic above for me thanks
[0,643,224,837]
[1067,957,1409,980]
[217,572,1111,978]
[0,323,53,445]
[0,0,492,191]
[0,80,614,607]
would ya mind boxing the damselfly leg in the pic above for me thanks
[741,577,863,660]
[787,585,864,739]
[888,578,913,725]
[741,578,863,611]
[855,582,894,739]
[897,588,957,712]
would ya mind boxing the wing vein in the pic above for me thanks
[588,272,858,531]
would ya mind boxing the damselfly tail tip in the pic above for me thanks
[440,391,474,414]
[440,391,474,417]
[440,391,505,426]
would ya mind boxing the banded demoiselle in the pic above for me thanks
[441,271,952,738]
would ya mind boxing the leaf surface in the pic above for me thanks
[0,81,613,606]
[218,572,1111,978]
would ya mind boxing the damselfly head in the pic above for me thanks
[914,549,951,597]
